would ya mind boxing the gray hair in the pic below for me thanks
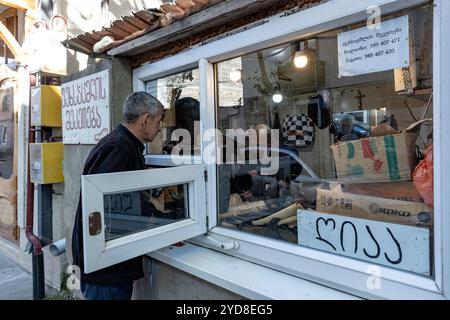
[340,113,354,123]
[122,91,164,123]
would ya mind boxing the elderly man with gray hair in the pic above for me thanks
[71,92,164,300]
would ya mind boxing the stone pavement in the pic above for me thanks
[0,249,33,300]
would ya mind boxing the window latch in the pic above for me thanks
[204,234,239,250]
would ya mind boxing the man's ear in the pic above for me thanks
[142,113,150,125]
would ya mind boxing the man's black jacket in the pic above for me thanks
[72,124,145,285]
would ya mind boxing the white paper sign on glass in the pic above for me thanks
[61,69,110,144]
[297,210,430,275]
[337,15,409,77]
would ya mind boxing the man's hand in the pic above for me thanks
[248,170,258,176]
[240,190,253,201]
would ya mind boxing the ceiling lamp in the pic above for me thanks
[229,69,241,82]
[294,41,309,69]
[272,83,283,103]
[294,51,308,68]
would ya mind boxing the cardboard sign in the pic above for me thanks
[61,69,110,144]
[297,210,430,275]
[338,15,409,77]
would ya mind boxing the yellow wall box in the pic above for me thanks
[31,85,62,127]
[30,143,64,184]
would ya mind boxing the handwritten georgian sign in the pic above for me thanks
[61,69,110,144]
[297,210,430,275]
[337,15,409,77]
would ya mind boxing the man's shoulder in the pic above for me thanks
[84,129,135,174]
[96,127,133,149]
[86,132,132,166]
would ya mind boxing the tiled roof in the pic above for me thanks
[63,0,326,67]
[62,0,225,54]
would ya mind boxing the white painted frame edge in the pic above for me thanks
[133,0,430,80]
[148,242,361,299]
[145,155,203,167]
[433,0,450,298]
[81,165,207,273]
[140,64,206,164]
[191,226,443,300]
[199,59,218,229]
[17,66,30,229]
[133,0,447,299]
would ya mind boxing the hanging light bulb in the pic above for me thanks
[229,69,241,82]
[272,83,283,103]
[272,92,283,103]
[294,51,308,68]
[293,40,310,68]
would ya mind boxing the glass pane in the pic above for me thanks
[0,88,14,179]
[103,184,188,241]
[216,5,434,277]
[145,69,200,156]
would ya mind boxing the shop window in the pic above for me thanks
[0,125,6,144]
[2,95,10,112]
[0,88,14,179]
[215,5,434,277]
[145,69,201,157]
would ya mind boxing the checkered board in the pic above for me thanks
[282,114,314,147]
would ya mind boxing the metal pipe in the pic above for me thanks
[26,74,45,300]
[26,83,42,255]
[32,253,45,299]
[49,239,66,257]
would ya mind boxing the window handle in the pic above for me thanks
[204,235,239,250]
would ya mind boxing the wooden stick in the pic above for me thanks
[277,215,297,226]
[252,203,302,226]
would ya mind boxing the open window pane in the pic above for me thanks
[104,185,188,241]
[82,165,206,273]
[0,88,14,179]
[215,5,434,277]
[145,69,201,156]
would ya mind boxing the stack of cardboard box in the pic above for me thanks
[320,119,433,228]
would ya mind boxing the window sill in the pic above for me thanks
[147,242,361,300]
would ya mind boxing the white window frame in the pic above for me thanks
[133,0,449,299]
[139,63,204,167]
[81,165,207,273]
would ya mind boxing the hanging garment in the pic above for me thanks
[308,94,331,129]
[282,114,315,147]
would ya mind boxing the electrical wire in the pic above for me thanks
[403,97,418,122]
[263,45,291,58]
[421,92,433,120]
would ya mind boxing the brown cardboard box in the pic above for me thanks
[344,181,424,203]
[316,182,433,227]
[330,119,431,184]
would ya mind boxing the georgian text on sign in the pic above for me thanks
[61,69,110,144]
[297,210,430,275]
[338,15,409,77]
